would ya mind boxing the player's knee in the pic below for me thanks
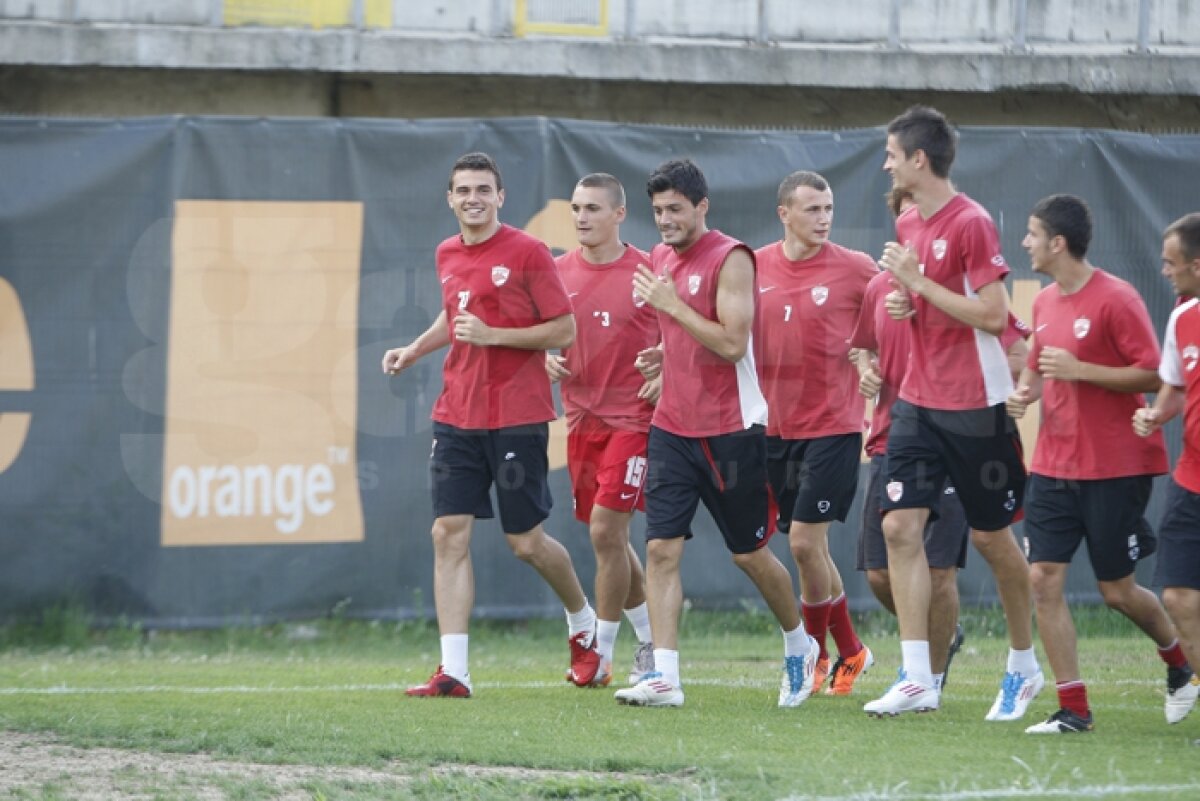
[1163,588,1193,622]
[789,535,819,566]
[1097,579,1135,613]
[589,522,626,557]
[506,530,544,562]
[431,519,470,559]
[881,512,920,552]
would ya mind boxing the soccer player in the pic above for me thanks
[865,106,1043,719]
[613,158,819,708]
[853,185,1031,697]
[383,151,601,698]
[547,173,658,686]
[1007,194,1194,733]
[756,170,876,695]
[1133,211,1200,725]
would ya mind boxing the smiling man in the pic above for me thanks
[382,151,600,698]
[613,159,818,709]
[1007,194,1192,734]
[755,170,877,696]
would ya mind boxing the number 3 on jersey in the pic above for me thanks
[592,310,610,327]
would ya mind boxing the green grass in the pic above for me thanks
[1,608,1198,800]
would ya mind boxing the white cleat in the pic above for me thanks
[614,672,684,707]
[985,669,1045,721]
[863,670,939,717]
[778,634,819,708]
[1166,667,1199,724]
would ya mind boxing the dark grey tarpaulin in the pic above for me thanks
[1,116,1197,626]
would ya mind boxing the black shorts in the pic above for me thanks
[767,432,861,530]
[881,400,1026,532]
[644,425,775,555]
[858,455,969,571]
[430,422,552,534]
[1024,474,1156,582]
[1156,478,1200,591]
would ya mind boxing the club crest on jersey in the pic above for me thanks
[932,240,947,260]
[1073,317,1091,339]
[811,286,829,306]
[491,265,510,286]
[817,500,831,513]
[1184,344,1199,372]
[886,481,903,502]
[688,275,702,295]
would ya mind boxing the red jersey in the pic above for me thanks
[895,194,1014,411]
[1028,269,1167,480]
[556,245,658,432]
[432,224,573,429]
[756,241,876,439]
[852,270,1030,458]
[651,230,768,438]
[1160,298,1200,492]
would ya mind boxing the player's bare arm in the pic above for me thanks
[879,242,1008,336]
[454,311,576,350]
[633,251,754,363]
[382,310,451,374]
[1037,347,1161,393]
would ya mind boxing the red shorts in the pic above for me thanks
[567,423,649,522]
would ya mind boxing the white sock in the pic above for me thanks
[623,602,653,644]
[900,640,933,688]
[441,634,469,683]
[566,602,597,641]
[654,648,680,687]
[933,673,945,691]
[782,624,810,658]
[596,619,620,663]
[1007,647,1039,677]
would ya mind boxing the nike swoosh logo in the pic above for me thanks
[569,292,580,298]
[1036,324,1048,332]
[441,276,452,284]
[759,286,777,293]
[620,492,636,500]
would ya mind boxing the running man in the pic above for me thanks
[1008,194,1193,734]
[865,106,1043,720]
[547,172,658,686]
[383,151,601,698]
[1132,211,1200,726]
[756,170,876,695]
[614,158,819,708]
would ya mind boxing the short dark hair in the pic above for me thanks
[1031,194,1093,260]
[646,159,708,206]
[886,105,957,178]
[886,186,914,218]
[776,171,829,207]
[448,152,502,192]
[1166,212,1200,264]
[577,172,626,208]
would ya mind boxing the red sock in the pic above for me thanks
[827,593,863,658]
[801,598,831,661]
[1056,680,1090,718]
[1158,639,1189,670]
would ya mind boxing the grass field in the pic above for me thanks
[1,606,1198,800]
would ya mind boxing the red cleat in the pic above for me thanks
[406,665,472,698]
[566,631,602,687]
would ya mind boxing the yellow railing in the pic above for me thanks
[223,0,391,29]
[514,0,608,37]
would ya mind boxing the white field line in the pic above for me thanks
[781,783,1200,801]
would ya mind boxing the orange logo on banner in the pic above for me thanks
[0,279,35,473]
[161,201,364,546]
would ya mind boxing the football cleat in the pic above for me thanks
[863,669,938,717]
[628,641,655,686]
[566,630,603,687]
[827,645,874,696]
[614,672,684,707]
[1025,707,1094,734]
[778,635,820,708]
[406,665,472,698]
[985,669,1045,721]
[812,655,831,694]
[941,623,965,691]
[1166,666,1200,724]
